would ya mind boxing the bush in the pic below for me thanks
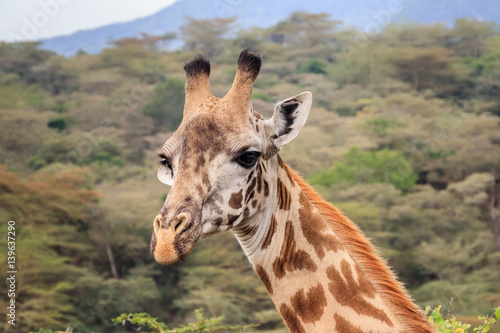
[47,117,68,131]
[143,78,185,132]
[28,156,48,170]
[56,102,70,113]
[112,309,257,333]
[364,117,406,137]
[296,58,328,74]
[252,92,274,102]
[309,147,418,191]
[30,306,500,333]
[334,103,356,116]
[426,305,500,333]
[92,152,125,167]
[29,139,125,169]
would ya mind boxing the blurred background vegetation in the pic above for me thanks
[1,12,500,332]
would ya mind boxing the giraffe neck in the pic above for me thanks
[232,157,435,333]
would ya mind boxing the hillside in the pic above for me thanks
[1,12,500,332]
[40,0,500,56]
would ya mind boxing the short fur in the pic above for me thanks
[285,165,436,332]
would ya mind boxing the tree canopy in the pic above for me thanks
[1,12,500,332]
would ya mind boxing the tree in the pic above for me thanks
[233,27,268,51]
[377,23,452,48]
[448,172,500,252]
[452,18,499,58]
[296,59,328,74]
[386,46,457,92]
[0,42,54,83]
[269,12,340,48]
[0,167,97,332]
[142,78,185,131]
[47,117,69,132]
[180,17,236,58]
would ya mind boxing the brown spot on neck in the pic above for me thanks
[255,264,273,296]
[298,191,344,259]
[290,283,327,323]
[278,156,295,186]
[263,179,269,197]
[272,220,317,279]
[277,178,291,211]
[279,304,305,333]
[327,260,393,327]
[261,214,277,250]
[334,314,369,333]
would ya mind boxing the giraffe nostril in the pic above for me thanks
[174,219,183,231]
[154,215,162,234]
[173,213,189,233]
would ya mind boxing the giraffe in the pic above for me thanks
[150,50,436,333]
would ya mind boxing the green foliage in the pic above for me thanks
[296,59,328,74]
[309,147,417,191]
[364,117,406,137]
[91,151,125,167]
[180,17,236,59]
[268,11,340,48]
[426,305,500,333]
[427,305,472,332]
[0,166,97,332]
[113,308,257,332]
[72,275,162,330]
[0,83,53,110]
[252,92,274,102]
[28,139,125,169]
[2,14,500,333]
[47,116,69,131]
[333,103,356,116]
[114,313,169,332]
[56,102,70,113]
[142,78,185,131]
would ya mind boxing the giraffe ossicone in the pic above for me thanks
[150,49,437,333]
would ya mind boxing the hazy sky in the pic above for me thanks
[1,0,179,42]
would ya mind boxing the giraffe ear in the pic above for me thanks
[264,91,312,152]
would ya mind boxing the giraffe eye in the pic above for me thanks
[237,151,261,168]
[159,156,172,170]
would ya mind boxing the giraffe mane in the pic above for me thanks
[285,164,436,332]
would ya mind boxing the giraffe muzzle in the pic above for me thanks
[150,212,200,265]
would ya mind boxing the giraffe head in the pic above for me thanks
[151,50,312,265]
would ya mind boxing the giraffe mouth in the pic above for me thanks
[150,211,202,265]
